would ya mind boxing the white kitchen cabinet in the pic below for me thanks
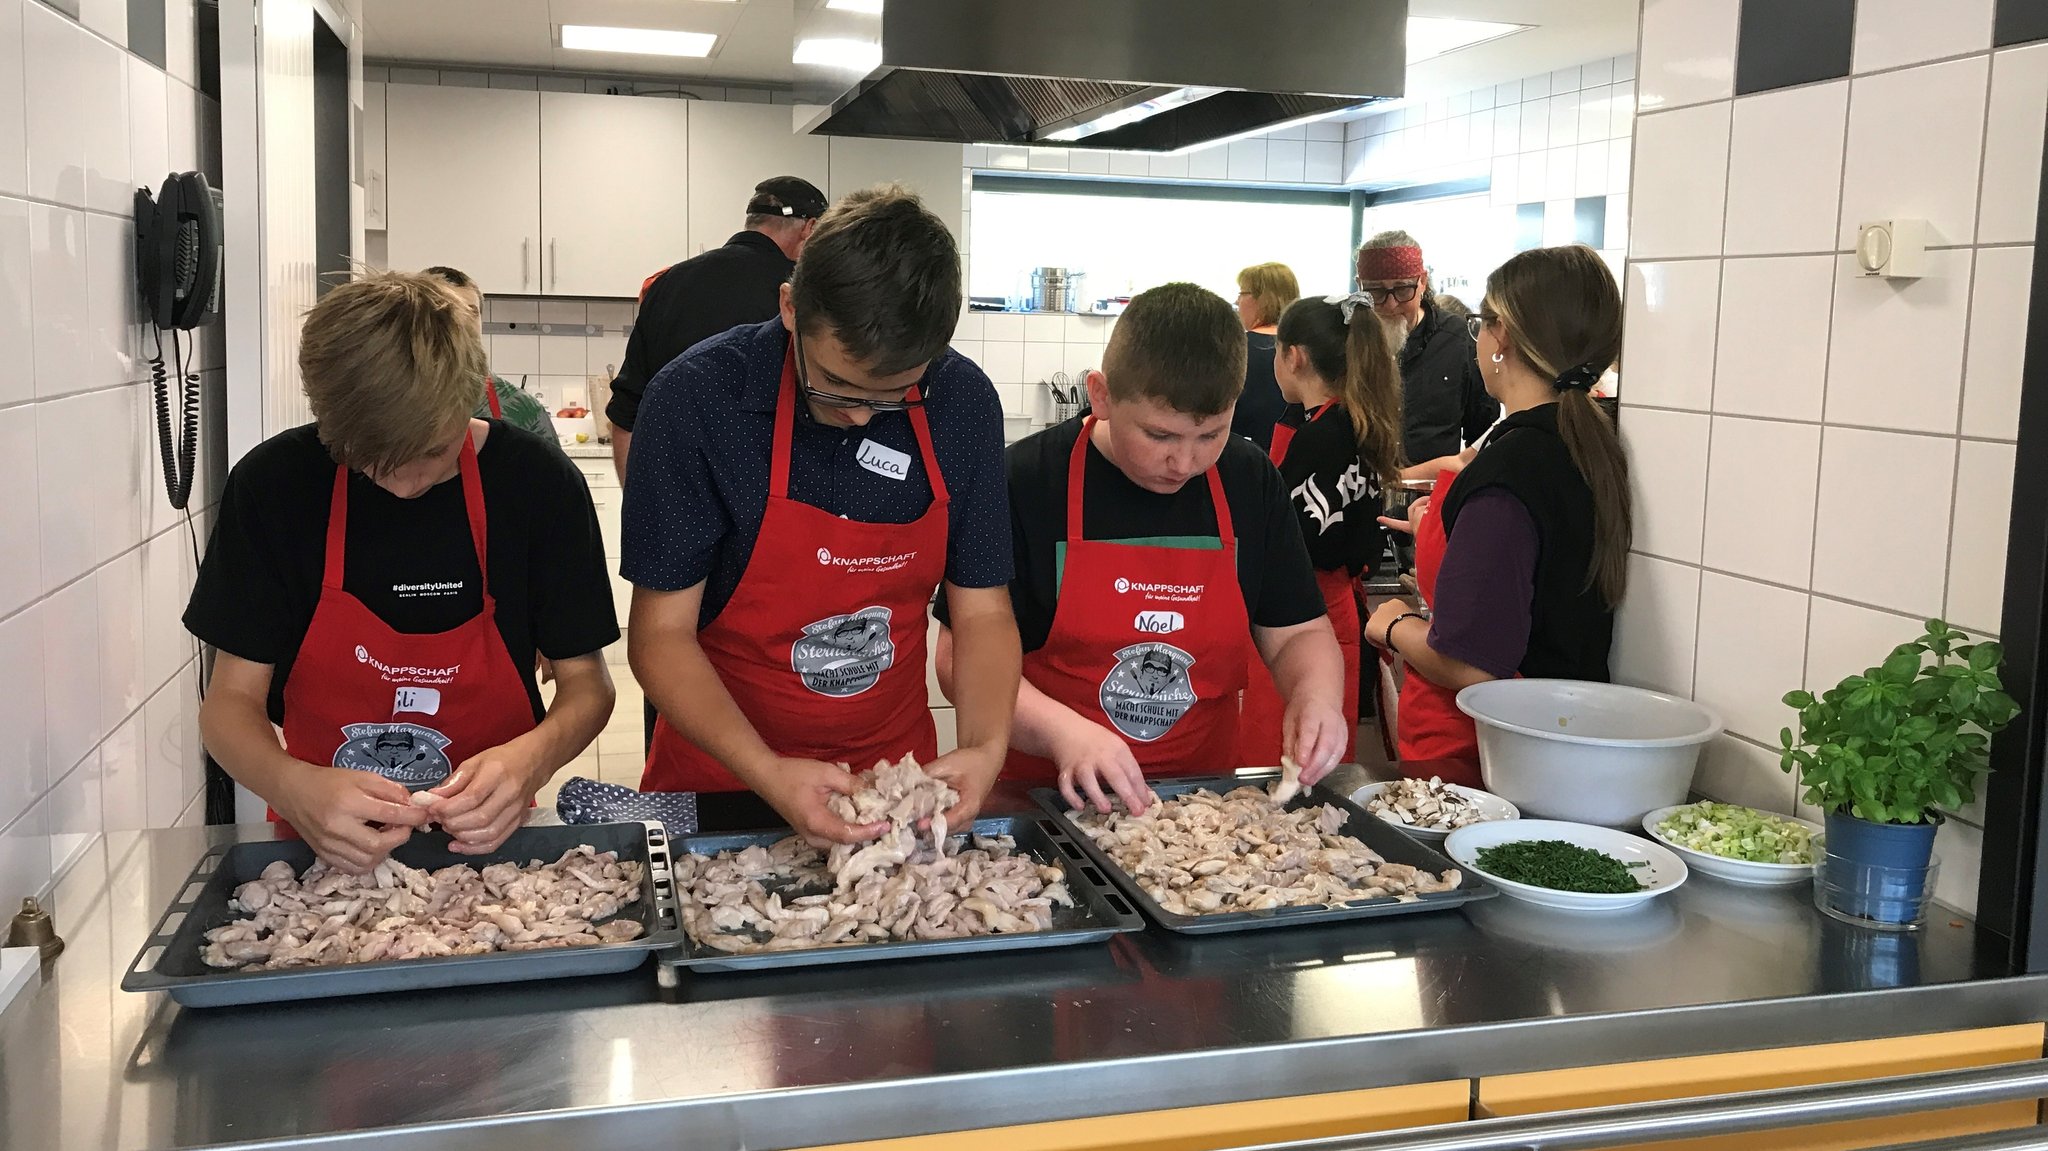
[827,136,966,240]
[386,85,541,291]
[686,102,830,259]
[362,81,387,230]
[540,92,691,297]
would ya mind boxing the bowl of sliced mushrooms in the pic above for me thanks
[1351,777,1520,843]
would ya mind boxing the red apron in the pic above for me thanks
[1239,402,1357,767]
[641,345,947,792]
[1005,416,1250,785]
[1393,467,1483,785]
[274,432,538,832]
[484,384,503,419]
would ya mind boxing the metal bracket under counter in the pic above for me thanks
[1220,1061,2048,1151]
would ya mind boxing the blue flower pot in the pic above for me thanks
[1819,811,1939,926]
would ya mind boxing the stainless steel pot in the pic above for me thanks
[1030,267,1085,312]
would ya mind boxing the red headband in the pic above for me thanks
[1358,245,1424,281]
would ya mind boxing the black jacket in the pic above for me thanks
[1399,300,1499,463]
[1232,333,1286,452]
[1439,402,1612,682]
[605,231,794,432]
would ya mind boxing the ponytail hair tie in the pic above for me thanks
[1324,291,1374,325]
[1553,363,1603,392]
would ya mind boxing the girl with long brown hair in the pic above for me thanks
[1367,245,1630,779]
[1238,293,1405,766]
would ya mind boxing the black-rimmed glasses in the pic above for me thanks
[1360,282,1422,307]
[1465,313,1498,340]
[793,324,929,412]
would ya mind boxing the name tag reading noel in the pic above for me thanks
[856,438,913,481]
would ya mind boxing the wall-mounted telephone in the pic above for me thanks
[133,172,222,510]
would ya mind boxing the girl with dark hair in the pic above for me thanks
[1238,294,1405,766]
[1367,245,1631,779]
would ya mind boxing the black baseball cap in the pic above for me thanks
[747,176,829,220]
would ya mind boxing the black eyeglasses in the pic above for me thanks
[1465,312,1498,340]
[792,324,928,412]
[1360,282,1422,306]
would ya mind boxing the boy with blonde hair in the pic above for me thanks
[186,270,618,873]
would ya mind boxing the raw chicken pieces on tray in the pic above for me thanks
[1073,786,1462,916]
[201,846,647,970]
[677,755,1074,955]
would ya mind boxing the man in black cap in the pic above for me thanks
[607,175,829,753]
[606,175,830,480]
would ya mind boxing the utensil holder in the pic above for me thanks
[1051,399,1083,423]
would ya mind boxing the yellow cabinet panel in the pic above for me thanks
[807,1079,1470,1151]
[1477,1023,2045,1151]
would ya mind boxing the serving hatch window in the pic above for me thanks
[968,177,1356,309]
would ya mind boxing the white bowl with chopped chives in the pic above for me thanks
[1641,802,1822,887]
[1444,820,1688,912]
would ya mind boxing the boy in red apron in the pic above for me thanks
[622,188,1021,844]
[937,283,1348,816]
[186,271,620,874]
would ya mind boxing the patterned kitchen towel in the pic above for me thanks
[554,776,700,837]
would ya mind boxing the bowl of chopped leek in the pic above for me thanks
[1642,802,1822,887]
[1444,820,1689,912]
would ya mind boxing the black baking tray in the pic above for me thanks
[121,822,683,1008]
[1031,772,1496,934]
[660,813,1144,972]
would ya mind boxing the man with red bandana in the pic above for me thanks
[1356,230,1499,461]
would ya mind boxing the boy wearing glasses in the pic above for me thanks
[621,186,1022,844]
[1356,230,1500,462]
[934,283,1348,816]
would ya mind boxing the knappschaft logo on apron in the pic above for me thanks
[1099,641,1197,742]
[790,605,896,697]
[332,722,454,788]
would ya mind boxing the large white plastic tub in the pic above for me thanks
[1455,679,1722,827]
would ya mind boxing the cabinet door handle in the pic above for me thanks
[522,238,531,288]
[550,238,557,289]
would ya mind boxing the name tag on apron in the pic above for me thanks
[856,438,912,481]
[393,686,443,716]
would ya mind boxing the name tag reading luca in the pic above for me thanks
[856,439,913,482]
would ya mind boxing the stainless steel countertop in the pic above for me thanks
[2,767,2038,1151]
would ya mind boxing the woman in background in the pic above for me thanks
[1232,262,1301,451]
[1239,294,1404,767]
[1368,245,1631,780]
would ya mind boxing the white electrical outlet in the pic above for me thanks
[1856,218,1928,279]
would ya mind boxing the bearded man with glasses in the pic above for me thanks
[1356,230,1501,464]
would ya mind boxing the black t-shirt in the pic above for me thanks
[1275,402,1386,578]
[184,421,620,725]
[605,231,794,432]
[950,416,1325,652]
[1231,333,1285,452]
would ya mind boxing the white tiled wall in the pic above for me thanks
[951,310,1113,426]
[1611,0,2032,916]
[0,0,220,908]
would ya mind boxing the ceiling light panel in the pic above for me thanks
[793,37,882,70]
[1405,16,1527,64]
[561,24,718,57]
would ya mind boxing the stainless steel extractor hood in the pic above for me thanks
[793,0,1408,152]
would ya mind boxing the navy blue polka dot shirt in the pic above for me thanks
[621,319,1015,624]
